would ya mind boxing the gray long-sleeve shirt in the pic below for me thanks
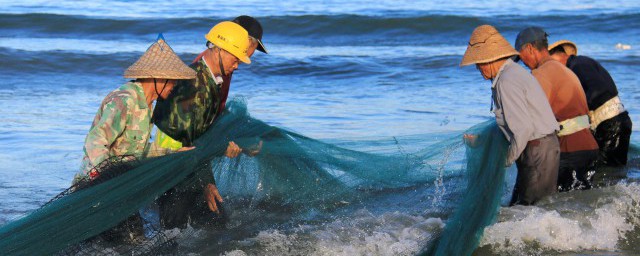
[491,59,559,165]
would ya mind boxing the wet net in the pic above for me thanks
[0,99,509,255]
[423,123,508,256]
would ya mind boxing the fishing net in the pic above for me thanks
[423,123,508,256]
[0,98,509,255]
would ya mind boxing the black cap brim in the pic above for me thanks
[257,39,267,54]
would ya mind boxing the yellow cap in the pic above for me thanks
[205,21,251,64]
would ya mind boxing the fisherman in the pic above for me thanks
[74,36,195,184]
[548,40,632,167]
[72,36,196,242]
[461,25,560,206]
[151,18,266,229]
[515,27,600,191]
[153,16,267,153]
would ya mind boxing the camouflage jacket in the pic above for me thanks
[153,57,230,146]
[79,82,152,176]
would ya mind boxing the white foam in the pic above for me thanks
[223,250,248,256]
[224,209,444,256]
[479,182,640,254]
[616,43,632,50]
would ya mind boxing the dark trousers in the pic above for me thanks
[593,111,632,167]
[558,149,598,192]
[98,213,145,243]
[157,162,219,229]
[510,134,560,206]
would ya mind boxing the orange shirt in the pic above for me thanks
[531,57,598,153]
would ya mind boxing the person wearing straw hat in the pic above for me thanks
[74,35,196,183]
[515,27,599,192]
[549,40,632,167]
[150,21,259,229]
[461,25,560,206]
[69,35,196,243]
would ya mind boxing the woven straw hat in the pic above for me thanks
[124,37,196,79]
[460,25,519,66]
[548,40,578,56]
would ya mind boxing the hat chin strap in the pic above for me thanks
[154,78,169,99]
[217,48,227,77]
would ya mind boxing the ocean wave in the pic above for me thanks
[1,12,638,41]
[5,36,637,80]
[478,182,640,254]
[0,42,464,76]
[1,0,639,18]
[1,37,637,81]
[0,47,132,76]
[0,37,465,57]
[0,37,198,55]
[221,210,443,256]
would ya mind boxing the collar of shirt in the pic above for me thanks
[201,56,224,85]
[130,81,153,121]
[491,58,513,88]
[130,81,148,110]
[566,54,576,67]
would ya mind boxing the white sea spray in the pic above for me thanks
[479,182,640,254]
[223,209,444,256]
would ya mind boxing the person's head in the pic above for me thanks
[460,25,519,80]
[514,27,550,69]
[548,40,578,65]
[124,36,196,100]
[204,21,252,76]
[210,46,242,75]
[474,57,511,80]
[246,37,259,58]
[139,78,177,99]
[232,15,268,56]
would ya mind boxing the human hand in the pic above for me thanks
[204,183,224,214]
[463,134,478,147]
[224,141,242,158]
[177,146,195,152]
[244,140,263,157]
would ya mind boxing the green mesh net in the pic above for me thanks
[423,123,509,256]
[0,99,509,255]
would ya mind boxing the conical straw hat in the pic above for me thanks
[460,25,519,66]
[124,37,196,79]
[548,40,578,56]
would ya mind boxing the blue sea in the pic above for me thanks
[1,0,639,255]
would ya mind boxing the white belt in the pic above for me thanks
[558,114,590,137]
[589,96,625,130]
